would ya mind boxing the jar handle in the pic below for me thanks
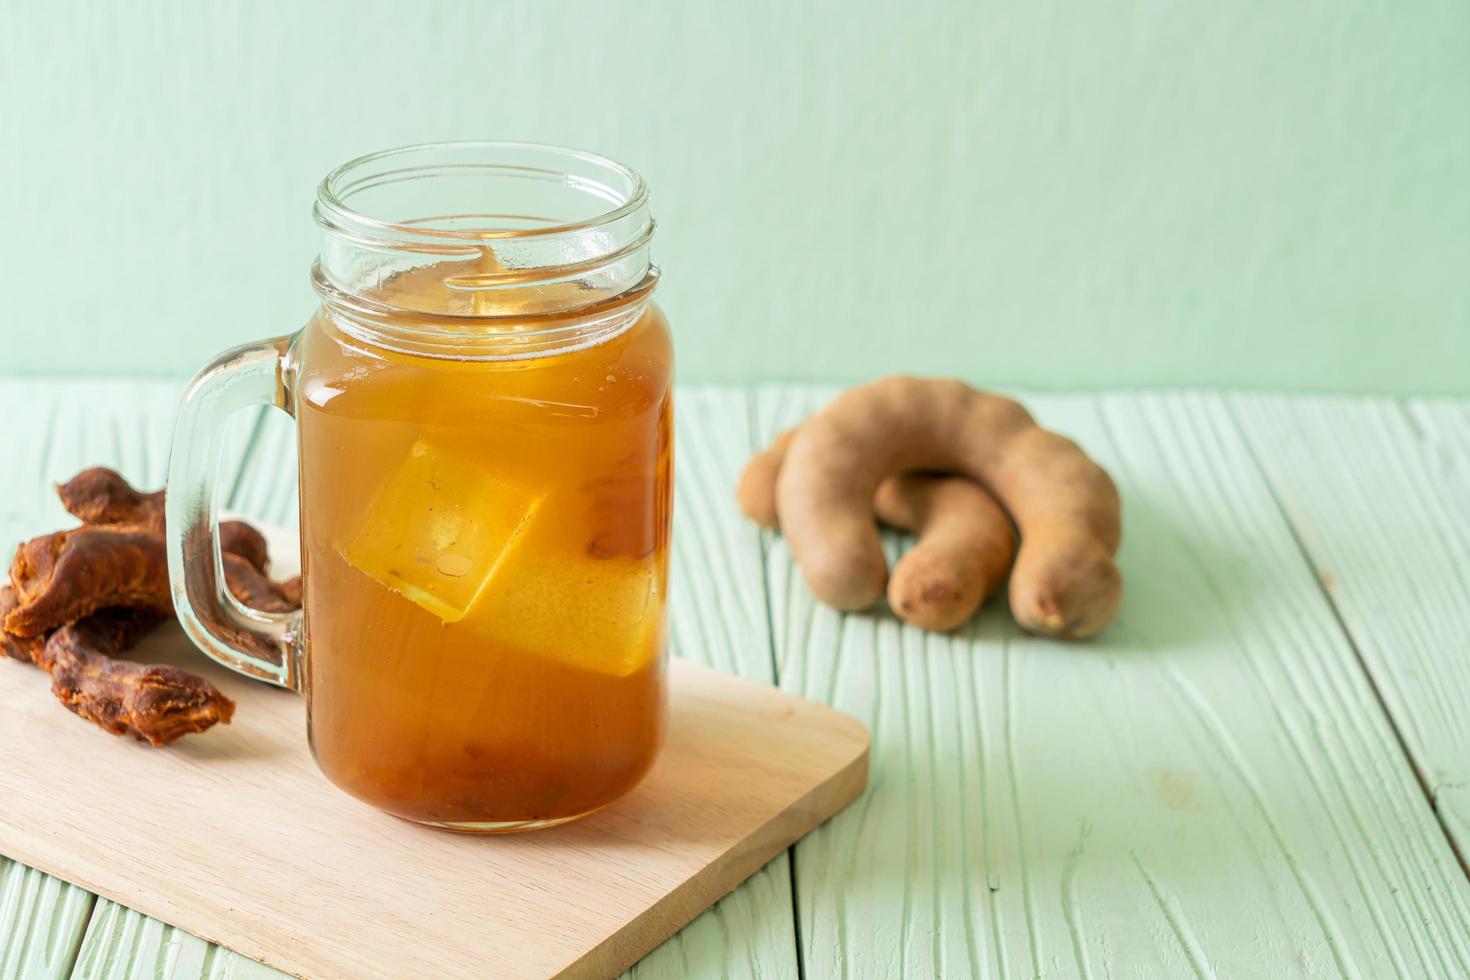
[165,336,302,692]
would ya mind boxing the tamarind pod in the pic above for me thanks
[5,525,299,638]
[6,526,173,637]
[735,429,795,529]
[273,575,303,608]
[222,552,297,614]
[739,428,1017,630]
[776,376,1122,639]
[56,467,164,528]
[218,521,270,574]
[873,474,1016,631]
[58,467,271,574]
[39,623,234,746]
[0,586,44,662]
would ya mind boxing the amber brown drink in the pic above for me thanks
[287,253,672,828]
[167,143,670,831]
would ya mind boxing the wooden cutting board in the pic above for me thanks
[0,526,868,979]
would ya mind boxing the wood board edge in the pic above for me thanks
[556,734,870,979]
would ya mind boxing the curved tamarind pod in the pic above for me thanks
[222,553,298,614]
[3,582,229,744]
[273,575,303,608]
[739,429,1017,630]
[217,521,270,574]
[873,474,1016,631]
[7,526,172,636]
[735,429,795,529]
[40,622,234,746]
[776,376,1122,639]
[6,525,301,637]
[57,467,164,527]
[58,467,270,573]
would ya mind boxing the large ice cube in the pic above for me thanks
[469,556,660,677]
[343,437,543,623]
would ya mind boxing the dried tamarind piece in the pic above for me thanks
[6,526,173,637]
[273,575,303,608]
[58,467,269,573]
[3,583,230,745]
[6,525,297,637]
[0,586,44,662]
[223,553,298,614]
[56,467,165,528]
[1,468,285,745]
[38,621,233,746]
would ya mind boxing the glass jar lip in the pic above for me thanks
[314,139,650,243]
[311,259,659,330]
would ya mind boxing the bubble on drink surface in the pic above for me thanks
[343,437,544,623]
[435,554,475,577]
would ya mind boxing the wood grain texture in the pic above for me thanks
[0,618,866,979]
[755,386,1470,978]
[0,379,255,980]
[72,386,806,979]
[1232,395,1470,861]
[0,859,93,980]
[73,900,285,980]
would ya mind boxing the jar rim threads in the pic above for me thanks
[310,141,657,358]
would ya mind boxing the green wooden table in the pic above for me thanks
[2,380,1469,979]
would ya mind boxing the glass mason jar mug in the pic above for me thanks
[166,143,673,832]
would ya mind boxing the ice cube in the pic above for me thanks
[343,437,543,623]
[469,555,660,676]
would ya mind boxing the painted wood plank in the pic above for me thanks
[756,386,1470,979]
[224,408,298,532]
[0,378,258,552]
[630,386,798,980]
[1232,395,1470,860]
[0,859,93,980]
[0,380,178,549]
[73,385,800,980]
[73,901,285,980]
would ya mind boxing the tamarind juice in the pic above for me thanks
[292,258,673,829]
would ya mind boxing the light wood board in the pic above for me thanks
[0,515,867,980]
[0,636,865,980]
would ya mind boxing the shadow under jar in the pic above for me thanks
[169,143,673,832]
